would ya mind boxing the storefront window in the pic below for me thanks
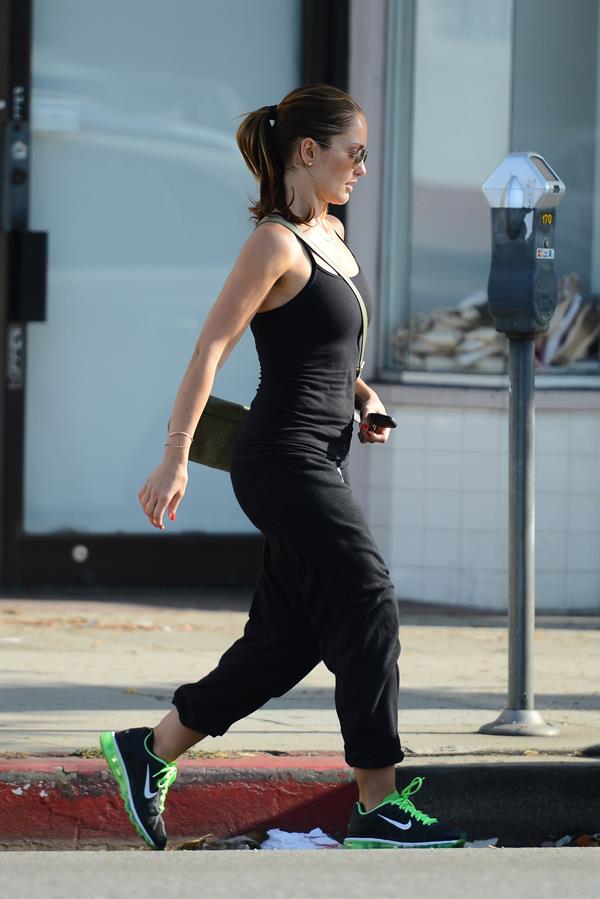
[382,0,600,380]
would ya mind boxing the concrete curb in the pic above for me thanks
[0,754,355,848]
[1,755,599,848]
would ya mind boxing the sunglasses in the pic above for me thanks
[350,146,368,167]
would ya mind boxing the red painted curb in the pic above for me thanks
[0,755,357,845]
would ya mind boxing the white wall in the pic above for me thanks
[368,399,600,612]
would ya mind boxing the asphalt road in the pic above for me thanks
[2,848,599,899]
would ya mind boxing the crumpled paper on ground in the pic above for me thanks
[261,827,343,850]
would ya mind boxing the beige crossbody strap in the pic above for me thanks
[257,213,368,380]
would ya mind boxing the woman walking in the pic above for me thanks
[99,83,466,851]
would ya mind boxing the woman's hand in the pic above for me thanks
[138,459,188,530]
[357,394,393,445]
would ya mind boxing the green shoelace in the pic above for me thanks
[154,761,178,815]
[144,731,178,815]
[377,776,438,826]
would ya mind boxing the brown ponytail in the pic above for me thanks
[235,82,363,227]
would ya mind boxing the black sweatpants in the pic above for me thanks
[172,449,404,769]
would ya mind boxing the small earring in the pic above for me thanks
[308,162,312,166]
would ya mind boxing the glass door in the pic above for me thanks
[26,0,301,534]
[0,0,314,587]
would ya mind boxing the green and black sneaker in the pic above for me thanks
[343,775,467,849]
[99,726,177,850]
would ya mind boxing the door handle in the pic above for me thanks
[10,229,48,322]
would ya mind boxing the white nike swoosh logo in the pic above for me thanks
[377,813,412,830]
[144,765,158,799]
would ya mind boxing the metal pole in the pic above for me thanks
[480,337,559,736]
[509,337,535,710]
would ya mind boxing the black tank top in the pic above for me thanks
[234,230,372,462]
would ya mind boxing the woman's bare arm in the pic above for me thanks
[163,223,296,466]
[138,223,297,530]
[355,376,378,409]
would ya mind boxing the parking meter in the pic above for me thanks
[479,152,566,738]
[482,152,566,337]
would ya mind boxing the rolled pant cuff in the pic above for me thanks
[171,696,227,738]
[345,740,405,769]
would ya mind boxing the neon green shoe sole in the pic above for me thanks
[99,730,160,849]
[343,835,467,849]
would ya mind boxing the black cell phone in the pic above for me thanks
[366,412,397,429]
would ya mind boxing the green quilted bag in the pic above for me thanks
[167,396,250,472]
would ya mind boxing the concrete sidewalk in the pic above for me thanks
[1,593,598,757]
[1,592,598,847]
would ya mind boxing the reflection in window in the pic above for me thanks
[387,0,599,377]
[400,0,513,375]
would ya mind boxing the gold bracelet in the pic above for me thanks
[167,431,193,440]
[164,442,189,448]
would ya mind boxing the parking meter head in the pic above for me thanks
[482,152,566,209]
[482,153,566,338]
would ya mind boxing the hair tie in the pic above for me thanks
[267,104,278,123]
